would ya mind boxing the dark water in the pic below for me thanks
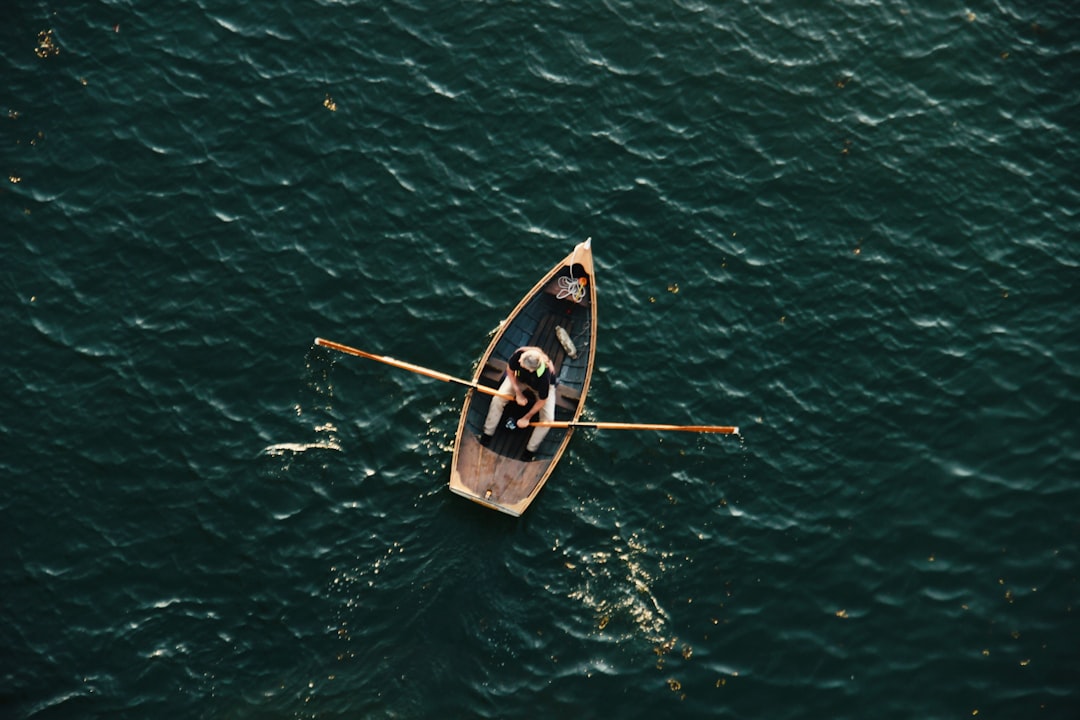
[3,1,1078,718]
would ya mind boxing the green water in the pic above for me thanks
[3,1,1077,718]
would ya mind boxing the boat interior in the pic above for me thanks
[465,264,593,461]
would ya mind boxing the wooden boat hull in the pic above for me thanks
[449,239,597,516]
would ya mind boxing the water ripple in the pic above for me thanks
[4,0,1079,717]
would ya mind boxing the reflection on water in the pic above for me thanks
[568,529,670,644]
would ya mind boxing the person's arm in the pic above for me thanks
[505,369,531,406]
[516,394,546,428]
[504,350,531,406]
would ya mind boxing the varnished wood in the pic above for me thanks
[531,421,740,434]
[449,239,598,516]
[313,338,514,400]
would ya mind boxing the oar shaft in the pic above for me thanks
[532,421,739,435]
[314,337,514,400]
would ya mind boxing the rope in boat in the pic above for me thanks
[555,239,589,303]
[556,275,588,302]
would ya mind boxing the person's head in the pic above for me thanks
[520,349,546,376]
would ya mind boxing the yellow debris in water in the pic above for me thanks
[35,30,60,58]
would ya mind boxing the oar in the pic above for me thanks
[531,420,739,435]
[314,337,514,400]
[315,337,738,435]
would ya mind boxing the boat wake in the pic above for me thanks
[262,425,341,459]
[262,439,341,457]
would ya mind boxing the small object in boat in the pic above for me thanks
[555,326,577,359]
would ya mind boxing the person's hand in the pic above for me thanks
[517,416,530,428]
[515,394,528,406]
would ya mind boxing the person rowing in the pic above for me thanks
[479,346,555,461]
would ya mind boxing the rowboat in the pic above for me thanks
[449,238,598,516]
[314,238,737,515]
